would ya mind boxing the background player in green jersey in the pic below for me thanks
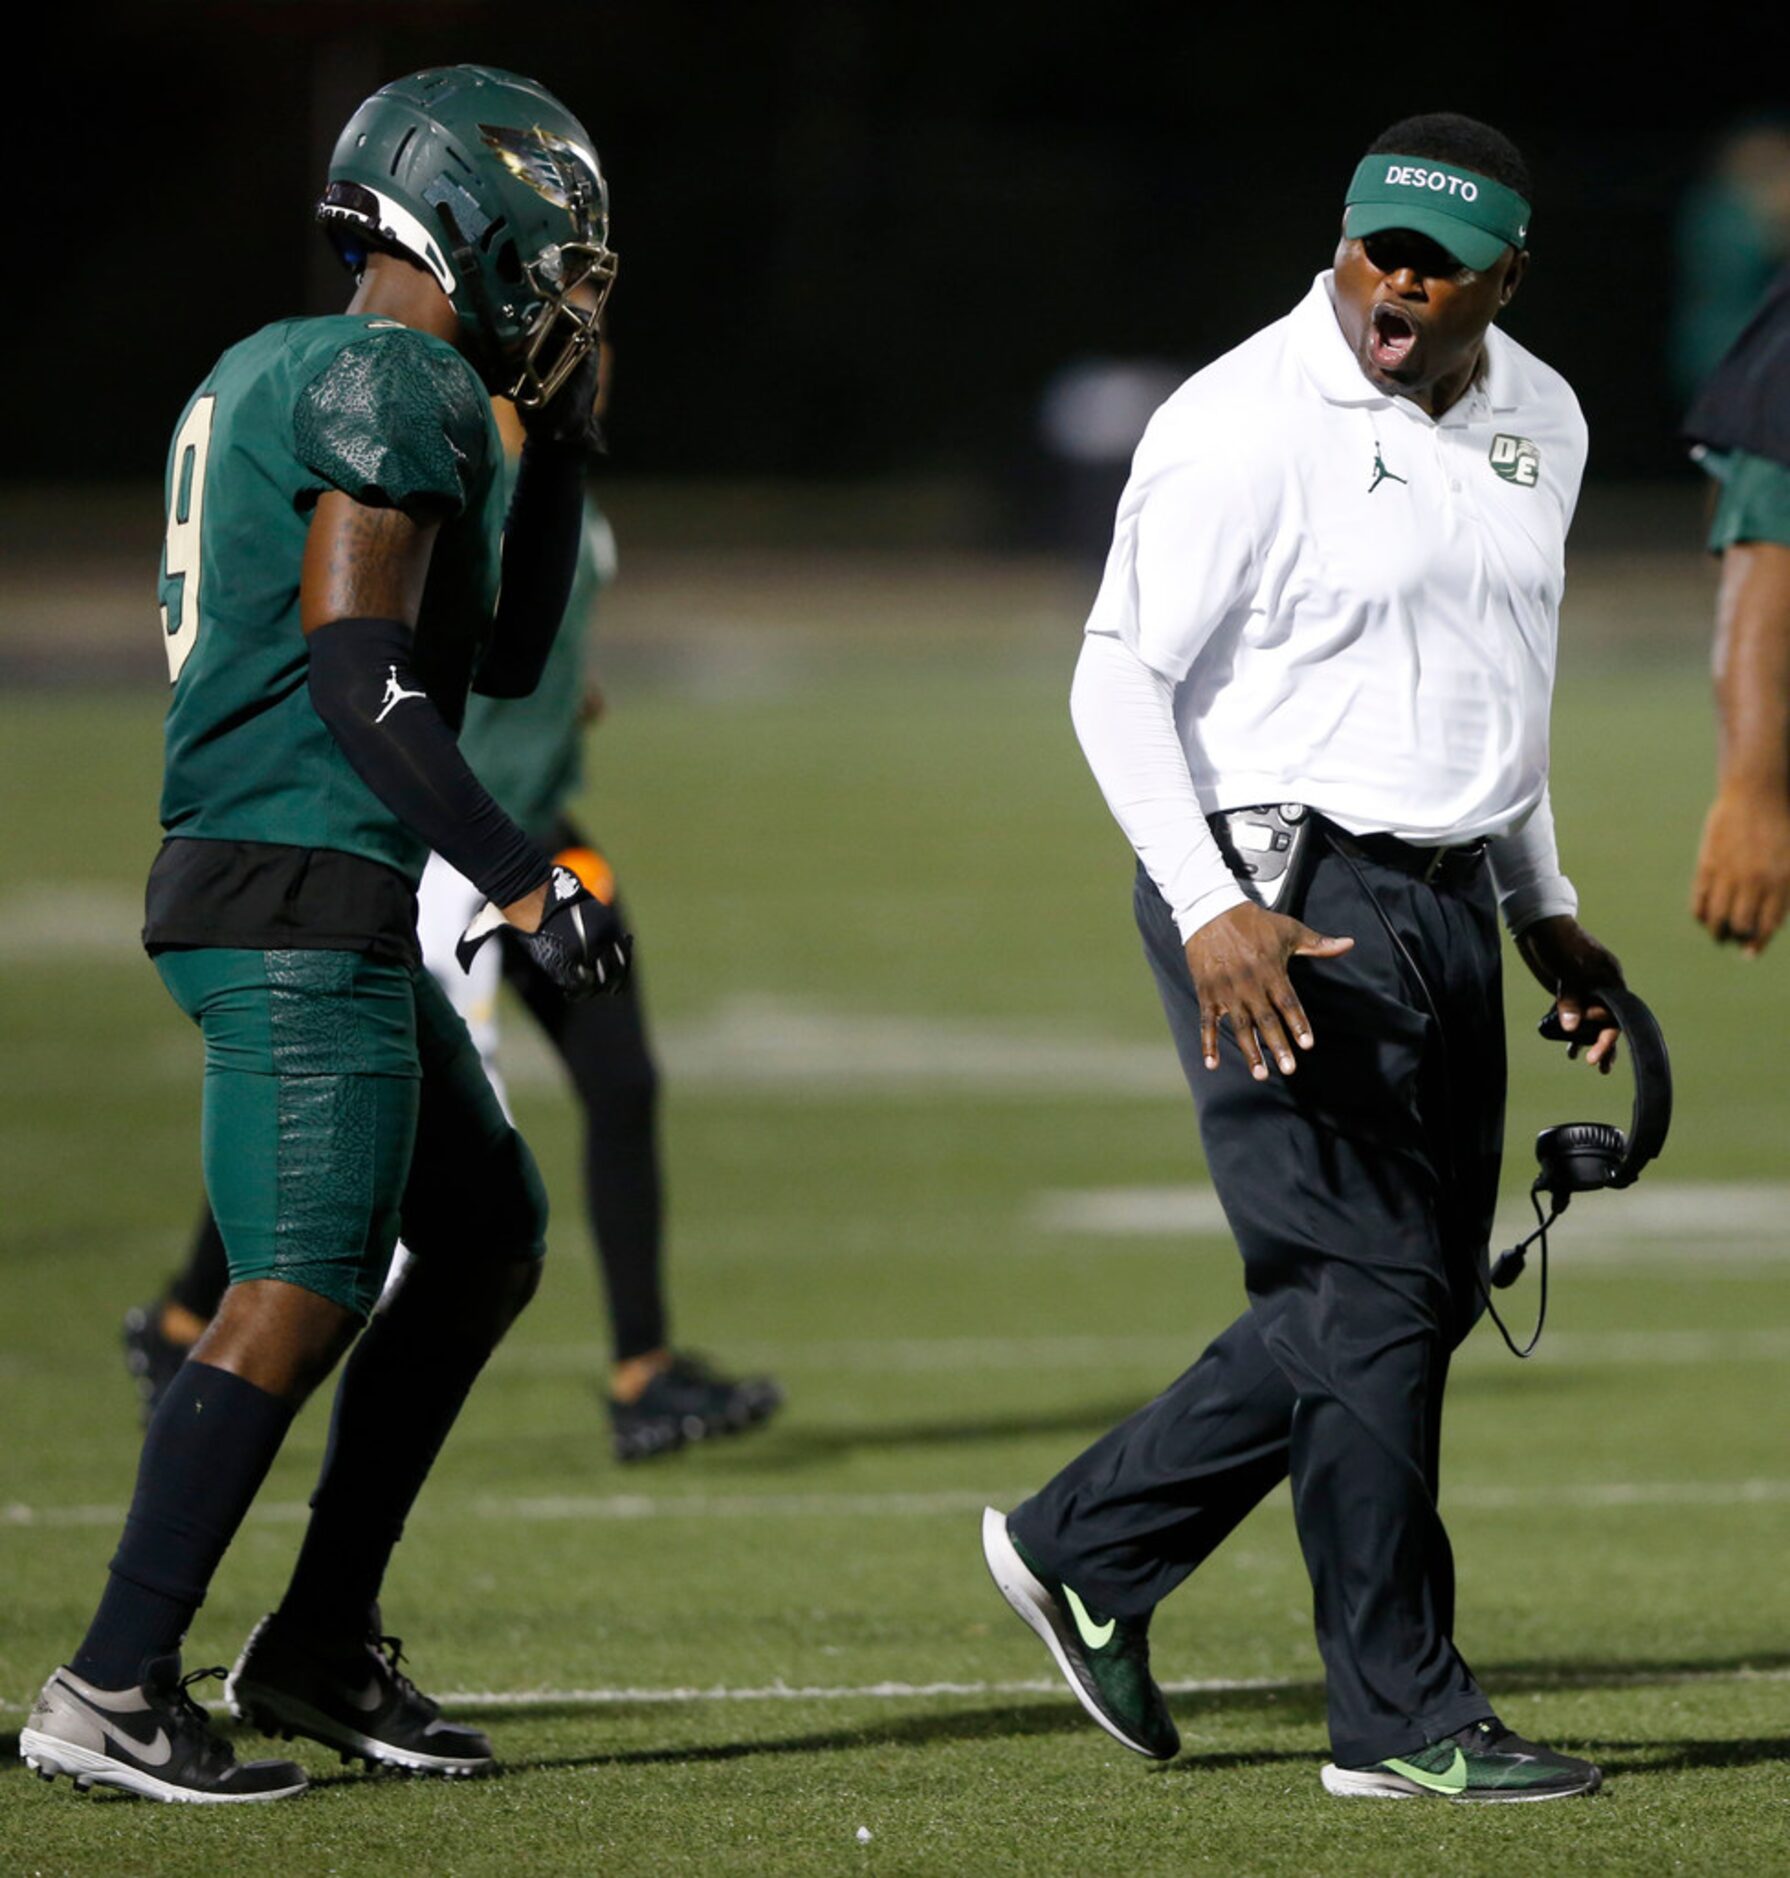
[21,66,631,1804]
[128,373,783,1461]
[1685,265,1790,955]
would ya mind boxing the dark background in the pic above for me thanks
[27,4,1790,494]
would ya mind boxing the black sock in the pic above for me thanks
[71,1361,295,1689]
[510,930,668,1360]
[168,1206,231,1320]
[583,1072,667,1362]
[280,1256,529,1636]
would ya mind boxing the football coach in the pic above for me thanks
[983,113,1625,1802]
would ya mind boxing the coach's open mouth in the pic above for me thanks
[1368,303,1420,372]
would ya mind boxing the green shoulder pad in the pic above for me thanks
[295,328,489,518]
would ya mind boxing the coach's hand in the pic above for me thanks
[1691,786,1790,957]
[1184,903,1354,1080]
[1516,914,1624,1074]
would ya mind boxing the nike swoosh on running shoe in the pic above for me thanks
[66,1687,173,1766]
[1063,1584,1116,1650]
[1382,1746,1468,1794]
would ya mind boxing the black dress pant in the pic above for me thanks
[1010,840,1505,1766]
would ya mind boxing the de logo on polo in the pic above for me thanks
[1489,433,1541,487]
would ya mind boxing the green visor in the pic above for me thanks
[1343,154,1531,270]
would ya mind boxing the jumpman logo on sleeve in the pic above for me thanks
[375,666,430,723]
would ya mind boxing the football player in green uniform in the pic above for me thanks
[127,379,783,1461]
[21,66,628,1803]
[1686,266,1790,955]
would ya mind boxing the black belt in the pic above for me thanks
[1323,823,1489,887]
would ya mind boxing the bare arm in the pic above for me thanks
[299,490,438,633]
[1691,539,1790,954]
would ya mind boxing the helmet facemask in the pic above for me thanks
[505,239,618,409]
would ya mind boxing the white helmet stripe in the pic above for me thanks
[361,185,458,296]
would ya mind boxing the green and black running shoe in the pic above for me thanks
[1322,1718,1603,1802]
[980,1506,1179,1760]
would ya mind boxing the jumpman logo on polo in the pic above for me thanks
[1367,441,1407,495]
[375,666,429,723]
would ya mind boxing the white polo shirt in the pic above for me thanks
[1074,269,1585,939]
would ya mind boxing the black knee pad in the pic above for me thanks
[379,1238,542,1352]
[494,1248,544,1325]
[391,1123,548,1348]
[401,1123,549,1268]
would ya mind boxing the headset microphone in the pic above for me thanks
[1483,983,1673,1352]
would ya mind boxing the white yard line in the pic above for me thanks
[435,1664,1790,1708]
[474,1489,995,1524]
[1449,1478,1790,1510]
[501,1333,1216,1374]
[441,1677,1257,1708]
[2,1664,1784,1720]
[502,1324,1790,1375]
[1,1500,316,1529]
[9,1476,1790,1533]
[556,996,1184,1098]
[0,885,143,962]
[0,1491,997,1530]
[1032,1181,1790,1257]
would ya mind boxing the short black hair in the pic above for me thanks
[1367,113,1533,203]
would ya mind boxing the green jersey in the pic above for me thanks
[156,315,502,882]
[457,483,613,844]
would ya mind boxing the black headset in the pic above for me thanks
[1529,982,1672,1198]
[1488,982,1673,1310]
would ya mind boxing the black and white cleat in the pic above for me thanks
[19,1659,307,1803]
[228,1610,495,1779]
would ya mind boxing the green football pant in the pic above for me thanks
[154,946,547,1318]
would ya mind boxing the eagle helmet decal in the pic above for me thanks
[478,123,606,238]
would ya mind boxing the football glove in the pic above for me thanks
[456,865,632,1001]
[517,348,605,458]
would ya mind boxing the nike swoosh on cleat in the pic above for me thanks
[1382,1746,1468,1794]
[66,1688,173,1766]
[115,1725,172,1766]
[1063,1585,1115,1650]
[346,1677,387,1713]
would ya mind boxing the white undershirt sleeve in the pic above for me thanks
[1070,631,1249,941]
[1486,785,1579,935]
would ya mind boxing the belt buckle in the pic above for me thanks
[1422,847,1447,885]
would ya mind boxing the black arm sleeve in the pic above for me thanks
[307,615,553,909]
[471,440,587,700]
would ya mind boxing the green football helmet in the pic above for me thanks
[317,64,616,407]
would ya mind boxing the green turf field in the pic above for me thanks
[2,574,1786,1874]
